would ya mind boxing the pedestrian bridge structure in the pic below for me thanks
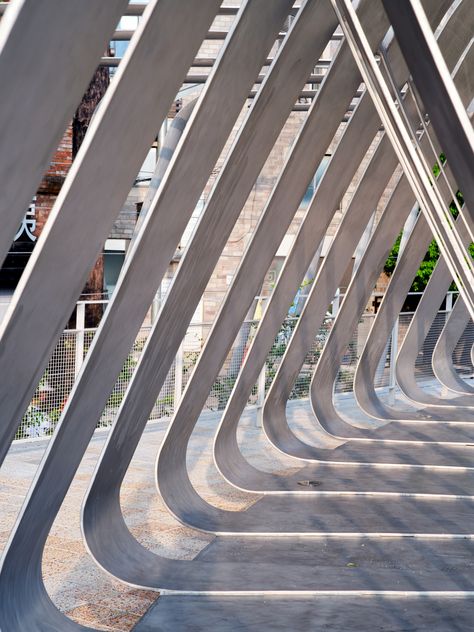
[0,0,473,629]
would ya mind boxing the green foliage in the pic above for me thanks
[15,406,53,439]
[210,375,237,410]
[432,153,446,179]
[383,153,472,291]
[383,231,401,277]
[156,393,174,414]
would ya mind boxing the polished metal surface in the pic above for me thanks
[382,0,474,233]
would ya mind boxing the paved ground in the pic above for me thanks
[0,400,313,630]
[136,595,474,632]
[0,387,471,630]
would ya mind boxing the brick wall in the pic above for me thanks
[35,127,73,236]
[0,63,108,322]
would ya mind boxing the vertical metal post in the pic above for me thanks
[151,288,161,324]
[441,290,454,396]
[174,341,184,410]
[256,362,266,428]
[332,289,340,397]
[158,117,168,154]
[332,287,341,316]
[75,302,86,378]
[388,322,398,405]
[446,290,453,312]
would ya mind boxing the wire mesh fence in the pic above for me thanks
[15,294,474,440]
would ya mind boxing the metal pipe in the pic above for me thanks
[102,56,332,74]
[0,2,302,17]
[122,3,301,17]
[112,28,343,43]
[112,28,287,41]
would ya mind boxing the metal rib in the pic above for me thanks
[396,215,474,406]
[306,42,474,439]
[155,0,394,530]
[1,2,473,626]
[208,2,474,499]
[0,0,222,467]
[0,0,128,267]
[81,0,342,568]
[432,298,474,394]
[382,0,474,233]
[262,103,471,460]
[212,16,416,484]
[352,33,474,423]
[351,33,474,423]
[334,0,474,322]
[153,4,474,533]
[0,1,222,628]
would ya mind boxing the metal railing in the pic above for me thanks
[13,292,473,440]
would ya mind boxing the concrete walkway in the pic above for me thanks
[0,402,307,629]
[1,390,473,630]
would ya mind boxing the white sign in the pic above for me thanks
[14,197,37,242]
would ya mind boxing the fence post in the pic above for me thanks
[75,302,86,378]
[332,287,340,316]
[151,288,160,324]
[441,291,454,397]
[331,289,340,397]
[445,290,453,312]
[388,319,398,406]
[174,342,184,410]
[256,363,266,427]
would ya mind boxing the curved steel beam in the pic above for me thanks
[261,133,407,447]
[0,0,224,628]
[1,2,473,624]
[353,217,470,422]
[0,0,128,267]
[250,9,473,451]
[396,215,474,406]
[0,0,221,467]
[211,0,474,494]
[432,298,474,394]
[213,3,422,493]
[81,0,344,578]
[307,185,466,445]
[1,0,343,617]
[79,0,474,553]
[353,66,474,422]
[291,46,472,457]
[382,0,474,229]
[154,5,474,533]
[78,0,474,550]
[335,0,474,322]
[353,42,474,424]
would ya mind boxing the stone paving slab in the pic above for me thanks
[134,595,474,632]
